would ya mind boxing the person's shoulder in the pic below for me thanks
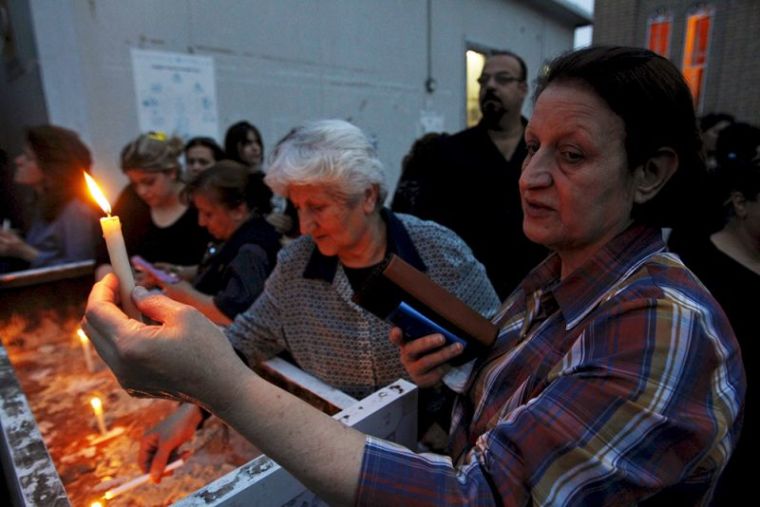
[435,125,482,148]
[421,125,489,166]
[395,212,475,257]
[395,211,450,234]
[234,242,269,266]
[275,235,315,265]
[241,217,281,246]
[617,252,724,312]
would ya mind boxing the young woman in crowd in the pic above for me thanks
[674,160,758,504]
[224,120,299,238]
[95,132,210,281]
[224,121,264,171]
[0,125,98,271]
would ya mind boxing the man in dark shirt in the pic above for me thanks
[392,50,546,299]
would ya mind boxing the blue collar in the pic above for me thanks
[302,208,427,282]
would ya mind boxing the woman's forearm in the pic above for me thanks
[169,287,232,325]
[208,362,365,506]
[16,242,39,262]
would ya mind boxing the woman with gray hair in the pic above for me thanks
[135,119,500,480]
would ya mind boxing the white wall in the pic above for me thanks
[0,0,48,156]
[2,0,579,201]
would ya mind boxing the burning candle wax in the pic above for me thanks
[84,172,141,320]
[77,328,95,372]
[90,396,107,435]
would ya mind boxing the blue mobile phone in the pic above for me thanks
[387,301,468,348]
[130,255,180,284]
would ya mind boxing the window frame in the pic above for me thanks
[681,6,715,110]
[646,12,672,58]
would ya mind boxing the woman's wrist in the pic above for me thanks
[18,242,39,262]
[202,360,262,421]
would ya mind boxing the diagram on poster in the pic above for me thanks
[131,48,219,140]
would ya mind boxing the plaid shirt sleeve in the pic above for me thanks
[356,291,744,506]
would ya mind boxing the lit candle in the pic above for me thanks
[90,502,104,507]
[103,458,185,500]
[77,328,95,372]
[84,172,141,320]
[90,396,107,435]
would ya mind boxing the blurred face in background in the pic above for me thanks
[14,146,44,187]
[185,145,216,179]
[733,189,760,247]
[193,191,247,241]
[478,54,527,129]
[126,169,179,209]
[238,129,263,168]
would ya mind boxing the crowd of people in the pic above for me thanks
[0,44,754,505]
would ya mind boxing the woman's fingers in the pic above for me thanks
[82,274,130,364]
[389,327,463,387]
[131,286,189,325]
[409,342,461,375]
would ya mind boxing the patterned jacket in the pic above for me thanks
[226,209,500,399]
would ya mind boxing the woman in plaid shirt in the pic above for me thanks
[83,46,744,506]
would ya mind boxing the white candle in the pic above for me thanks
[77,328,95,372]
[103,458,185,500]
[84,172,141,320]
[90,396,107,435]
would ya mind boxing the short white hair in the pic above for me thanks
[265,119,387,205]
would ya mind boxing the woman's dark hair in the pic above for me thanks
[224,121,263,165]
[534,46,706,227]
[184,136,225,161]
[184,160,272,215]
[715,122,760,171]
[26,125,93,221]
[487,49,528,82]
[700,112,734,133]
[732,160,760,201]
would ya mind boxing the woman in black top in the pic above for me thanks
[95,132,211,280]
[672,161,759,504]
[145,161,280,325]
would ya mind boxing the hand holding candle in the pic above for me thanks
[84,172,141,320]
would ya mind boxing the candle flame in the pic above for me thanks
[84,171,112,215]
[90,396,103,413]
[77,328,89,344]
[90,502,104,507]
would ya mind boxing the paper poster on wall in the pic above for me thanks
[419,110,444,134]
[131,48,219,140]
